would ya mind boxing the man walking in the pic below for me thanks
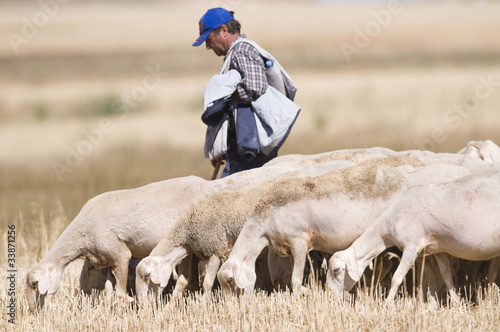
[194,8,299,178]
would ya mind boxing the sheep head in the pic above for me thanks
[135,256,171,300]
[217,260,255,295]
[26,262,63,311]
[326,251,358,294]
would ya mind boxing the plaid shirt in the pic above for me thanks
[227,35,268,103]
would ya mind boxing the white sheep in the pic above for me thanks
[326,169,500,301]
[134,184,270,299]
[396,140,500,173]
[25,175,212,311]
[397,163,471,186]
[135,158,364,299]
[217,157,420,294]
[458,139,500,164]
[264,147,397,168]
[217,159,479,295]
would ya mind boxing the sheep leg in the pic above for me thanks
[386,246,421,301]
[171,255,194,297]
[202,255,221,293]
[418,256,442,302]
[487,257,500,285]
[172,274,188,297]
[267,249,293,289]
[434,253,460,303]
[104,269,114,297]
[290,241,309,293]
[111,254,133,302]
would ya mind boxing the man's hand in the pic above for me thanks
[230,89,240,100]
[210,157,225,180]
[211,156,225,168]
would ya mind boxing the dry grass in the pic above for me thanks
[2,259,500,331]
[3,206,500,331]
[2,0,500,330]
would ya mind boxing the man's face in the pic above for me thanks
[205,30,227,57]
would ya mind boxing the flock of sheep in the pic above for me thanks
[26,139,500,311]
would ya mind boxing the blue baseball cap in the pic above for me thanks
[193,8,233,47]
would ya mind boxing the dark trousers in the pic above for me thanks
[221,144,278,178]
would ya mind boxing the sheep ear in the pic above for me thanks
[160,277,169,288]
[346,265,359,282]
[345,253,362,282]
[159,264,172,288]
[38,268,50,295]
[233,265,248,289]
[150,270,161,286]
[150,261,162,285]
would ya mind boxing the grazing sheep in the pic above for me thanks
[264,147,397,168]
[263,141,498,173]
[212,164,297,191]
[135,184,271,298]
[217,157,420,294]
[397,163,471,186]
[399,140,500,173]
[375,163,472,300]
[458,139,500,163]
[326,170,500,302]
[135,158,367,299]
[25,175,212,311]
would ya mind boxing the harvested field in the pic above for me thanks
[2,0,500,330]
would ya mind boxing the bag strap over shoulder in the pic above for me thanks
[222,37,298,101]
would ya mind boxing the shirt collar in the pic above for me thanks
[224,34,247,60]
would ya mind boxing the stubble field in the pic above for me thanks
[1,0,500,330]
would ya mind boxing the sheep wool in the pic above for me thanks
[152,156,419,259]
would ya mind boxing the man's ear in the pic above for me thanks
[220,24,229,37]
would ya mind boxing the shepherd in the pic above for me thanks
[193,8,300,178]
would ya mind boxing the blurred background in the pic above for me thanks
[1,0,500,226]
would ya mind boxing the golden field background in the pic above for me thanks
[1,0,500,220]
[1,0,500,330]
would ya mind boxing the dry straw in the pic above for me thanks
[2,260,500,331]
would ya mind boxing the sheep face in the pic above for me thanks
[135,257,171,299]
[217,265,236,294]
[217,261,256,295]
[26,262,63,311]
[326,254,357,294]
